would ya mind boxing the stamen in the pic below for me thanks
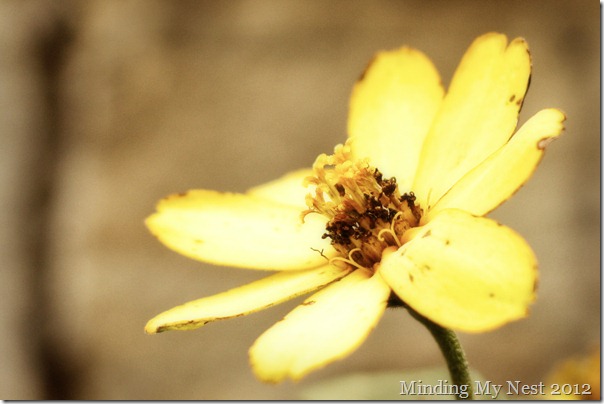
[377,211,404,247]
[305,141,421,273]
[328,248,368,271]
[377,228,397,244]
[310,247,329,261]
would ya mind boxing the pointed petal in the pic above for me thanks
[427,109,565,220]
[249,269,390,382]
[145,265,350,334]
[247,168,313,209]
[413,33,532,210]
[146,190,334,271]
[379,209,537,332]
[347,47,444,191]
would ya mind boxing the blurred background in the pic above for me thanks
[0,0,599,399]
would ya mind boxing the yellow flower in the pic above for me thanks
[543,347,600,400]
[145,33,565,383]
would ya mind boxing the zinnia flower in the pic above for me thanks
[145,32,565,383]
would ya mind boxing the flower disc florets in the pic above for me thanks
[304,142,422,271]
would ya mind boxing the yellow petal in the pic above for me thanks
[413,33,531,210]
[247,168,313,209]
[145,265,350,334]
[347,47,444,191]
[427,108,566,220]
[146,190,334,271]
[249,269,390,382]
[379,209,537,332]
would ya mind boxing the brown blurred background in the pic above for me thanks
[0,0,599,399]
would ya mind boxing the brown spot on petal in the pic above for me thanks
[537,136,555,150]
[421,230,432,238]
[508,94,516,103]
[165,191,189,200]
[357,55,377,82]
[408,273,414,283]
[302,300,316,306]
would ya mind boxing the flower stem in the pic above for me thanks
[408,307,474,400]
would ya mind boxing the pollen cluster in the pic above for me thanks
[304,142,422,271]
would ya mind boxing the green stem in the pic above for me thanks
[408,307,474,400]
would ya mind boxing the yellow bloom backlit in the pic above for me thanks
[145,33,565,383]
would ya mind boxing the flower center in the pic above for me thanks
[304,142,422,272]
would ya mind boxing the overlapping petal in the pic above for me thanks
[249,269,390,382]
[426,108,565,220]
[145,265,351,334]
[379,209,537,332]
[413,33,531,210]
[146,190,335,271]
[247,168,313,209]
[347,47,444,191]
